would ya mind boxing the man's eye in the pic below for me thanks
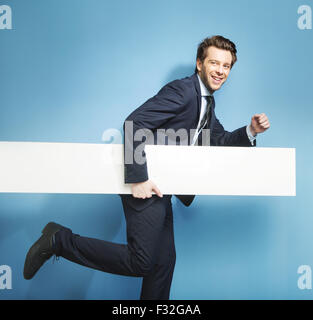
[224,65,230,69]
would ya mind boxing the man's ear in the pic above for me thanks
[196,58,202,73]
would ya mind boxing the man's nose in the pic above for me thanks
[216,65,224,75]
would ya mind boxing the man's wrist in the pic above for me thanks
[246,125,257,146]
[248,124,257,137]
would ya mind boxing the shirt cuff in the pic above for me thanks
[246,125,257,145]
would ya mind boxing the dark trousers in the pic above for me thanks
[54,195,176,300]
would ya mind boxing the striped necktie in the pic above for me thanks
[199,95,213,130]
[196,95,213,146]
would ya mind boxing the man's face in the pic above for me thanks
[196,46,233,93]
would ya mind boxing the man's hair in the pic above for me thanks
[195,35,237,73]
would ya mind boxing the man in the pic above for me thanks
[23,35,270,300]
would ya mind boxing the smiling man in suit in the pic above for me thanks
[24,35,270,300]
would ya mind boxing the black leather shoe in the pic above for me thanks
[23,222,63,280]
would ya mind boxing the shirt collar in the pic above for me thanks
[197,74,213,97]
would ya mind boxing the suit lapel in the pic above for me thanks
[191,73,202,120]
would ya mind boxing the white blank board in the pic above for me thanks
[0,142,295,196]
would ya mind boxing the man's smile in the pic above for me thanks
[211,74,223,84]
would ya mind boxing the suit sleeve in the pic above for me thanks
[210,116,256,147]
[123,81,188,183]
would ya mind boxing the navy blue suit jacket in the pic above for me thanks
[121,73,255,210]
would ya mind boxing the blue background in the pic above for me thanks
[0,0,312,299]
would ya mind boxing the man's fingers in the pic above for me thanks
[251,113,270,133]
[152,185,163,198]
[253,113,266,120]
[258,119,270,127]
[253,113,263,119]
[132,180,162,199]
[145,191,152,198]
[135,192,146,199]
[257,121,270,131]
[257,115,267,122]
[253,114,269,126]
[260,119,268,125]
[132,187,146,199]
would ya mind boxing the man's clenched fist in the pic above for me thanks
[249,113,270,136]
